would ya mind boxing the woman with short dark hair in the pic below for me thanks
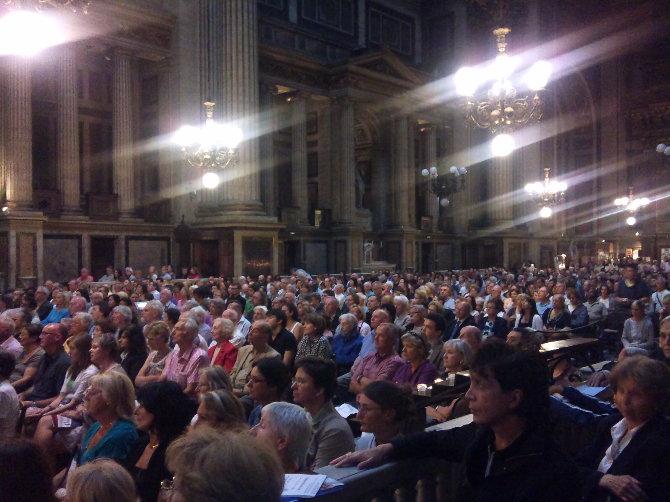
[294,313,332,363]
[119,325,148,385]
[246,357,292,427]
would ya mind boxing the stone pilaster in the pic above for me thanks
[113,49,135,218]
[259,85,277,216]
[291,93,308,223]
[221,0,262,211]
[2,56,33,211]
[423,126,438,230]
[407,121,416,227]
[392,116,410,227]
[488,153,514,226]
[57,44,81,214]
[338,98,356,224]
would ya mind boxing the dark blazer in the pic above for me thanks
[576,414,670,502]
[443,315,476,342]
[542,309,571,330]
[476,316,509,340]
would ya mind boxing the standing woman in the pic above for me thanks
[119,325,148,385]
[283,303,304,342]
[125,382,195,502]
[135,322,173,388]
[294,313,332,363]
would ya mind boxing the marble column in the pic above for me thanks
[2,56,33,211]
[487,153,514,225]
[291,93,308,223]
[407,121,416,227]
[259,85,277,216]
[113,49,135,218]
[423,126,438,230]
[392,116,410,227]
[57,44,81,214]
[338,98,356,225]
[221,0,262,210]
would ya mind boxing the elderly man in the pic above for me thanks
[349,323,403,395]
[393,295,410,329]
[142,300,164,335]
[68,296,87,316]
[35,286,53,321]
[406,304,426,333]
[19,324,70,406]
[76,268,93,282]
[89,291,104,311]
[334,284,346,310]
[98,266,115,283]
[112,305,133,336]
[323,296,341,332]
[444,301,476,341]
[159,288,177,310]
[364,295,380,325]
[228,302,251,339]
[458,326,483,354]
[187,306,212,345]
[331,313,362,376]
[62,313,93,354]
[222,309,246,348]
[229,321,280,397]
[161,318,209,397]
[0,317,22,360]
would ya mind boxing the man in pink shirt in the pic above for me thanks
[349,322,403,396]
[162,318,210,397]
[76,267,94,282]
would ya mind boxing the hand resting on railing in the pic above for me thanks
[330,443,394,470]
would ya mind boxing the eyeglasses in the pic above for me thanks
[247,377,267,384]
[358,405,382,414]
[292,378,308,386]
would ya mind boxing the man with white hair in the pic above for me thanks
[228,302,251,339]
[142,300,164,335]
[223,309,246,348]
[0,317,21,360]
[188,306,212,345]
[63,312,94,353]
[35,286,53,321]
[393,295,410,329]
[68,296,87,316]
[159,288,177,309]
[161,318,209,397]
[334,284,346,310]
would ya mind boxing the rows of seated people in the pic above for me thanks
[0,259,668,502]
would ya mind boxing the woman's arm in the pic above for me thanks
[134,353,157,388]
[621,320,632,348]
[11,366,37,391]
[293,323,304,343]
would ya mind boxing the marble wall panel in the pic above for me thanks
[127,239,169,276]
[44,237,80,284]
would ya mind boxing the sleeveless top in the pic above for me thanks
[289,322,302,334]
[146,350,173,376]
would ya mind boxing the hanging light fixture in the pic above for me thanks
[175,102,242,190]
[456,27,552,156]
[420,165,467,208]
[524,167,567,218]
[615,187,649,226]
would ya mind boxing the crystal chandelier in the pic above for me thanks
[524,168,567,218]
[421,165,467,207]
[614,187,649,226]
[455,27,552,156]
[174,102,242,189]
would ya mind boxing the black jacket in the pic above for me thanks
[576,414,670,502]
[476,316,509,341]
[391,422,580,502]
[443,315,477,342]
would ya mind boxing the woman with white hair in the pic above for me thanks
[208,318,238,373]
[111,305,132,337]
[251,402,313,474]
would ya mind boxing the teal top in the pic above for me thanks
[78,418,137,466]
[41,308,70,326]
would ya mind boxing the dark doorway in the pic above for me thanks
[421,243,434,274]
[194,241,219,277]
[284,241,300,272]
[91,237,116,281]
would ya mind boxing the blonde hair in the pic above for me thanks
[199,366,233,392]
[66,459,136,502]
[148,321,170,341]
[212,317,235,341]
[198,390,247,432]
[166,429,284,502]
[89,371,136,422]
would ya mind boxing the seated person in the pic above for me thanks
[66,459,136,502]
[161,319,209,398]
[458,326,483,355]
[476,298,509,340]
[207,318,238,373]
[166,428,284,502]
[192,389,247,432]
[332,340,582,502]
[542,294,571,331]
[228,321,280,398]
[292,357,355,468]
[251,402,313,473]
[135,322,173,388]
[567,288,589,333]
[0,350,20,441]
[10,323,44,393]
[294,313,332,363]
[621,300,655,354]
[392,332,438,390]
[119,325,148,385]
[265,308,298,367]
[506,328,542,353]
[331,313,363,376]
[356,381,419,450]
[514,294,544,331]
[424,313,447,372]
[247,357,292,427]
[576,356,670,502]
[426,339,473,423]
[349,323,403,396]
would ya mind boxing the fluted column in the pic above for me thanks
[423,126,438,230]
[291,93,308,223]
[113,49,135,218]
[221,0,262,210]
[392,116,410,227]
[259,85,276,216]
[339,98,356,224]
[57,44,81,214]
[487,154,514,225]
[2,56,33,211]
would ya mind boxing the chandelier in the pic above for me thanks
[657,143,670,156]
[455,27,552,156]
[2,0,90,12]
[421,165,467,207]
[174,102,242,189]
[524,167,567,218]
[614,187,649,226]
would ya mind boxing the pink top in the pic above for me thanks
[77,276,94,282]
[351,351,403,383]
[163,345,209,389]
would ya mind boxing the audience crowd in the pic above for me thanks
[0,257,669,502]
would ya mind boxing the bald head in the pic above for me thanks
[459,326,482,352]
[222,309,238,323]
[69,296,87,314]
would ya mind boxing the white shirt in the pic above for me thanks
[598,418,646,473]
[230,326,247,348]
[335,293,346,309]
[0,381,20,441]
[60,364,99,403]
[649,289,669,314]
[238,317,251,337]
[0,336,22,361]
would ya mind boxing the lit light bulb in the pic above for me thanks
[491,54,517,80]
[526,61,552,90]
[639,198,650,206]
[665,147,670,156]
[459,167,467,175]
[626,216,636,226]
[657,144,667,153]
[202,172,220,189]
[429,166,438,175]
[440,198,450,207]
[421,169,429,177]
[540,206,552,218]
[525,183,535,193]
[174,126,199,147]
[492,134,515,156]
[455,67,479,96]
[0,11,63,56]
[219,124,243,149]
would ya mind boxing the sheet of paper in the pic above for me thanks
[282,474,327,498]
[336,403,358,418]
[575,385,609,397]
[56,415,72,428]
